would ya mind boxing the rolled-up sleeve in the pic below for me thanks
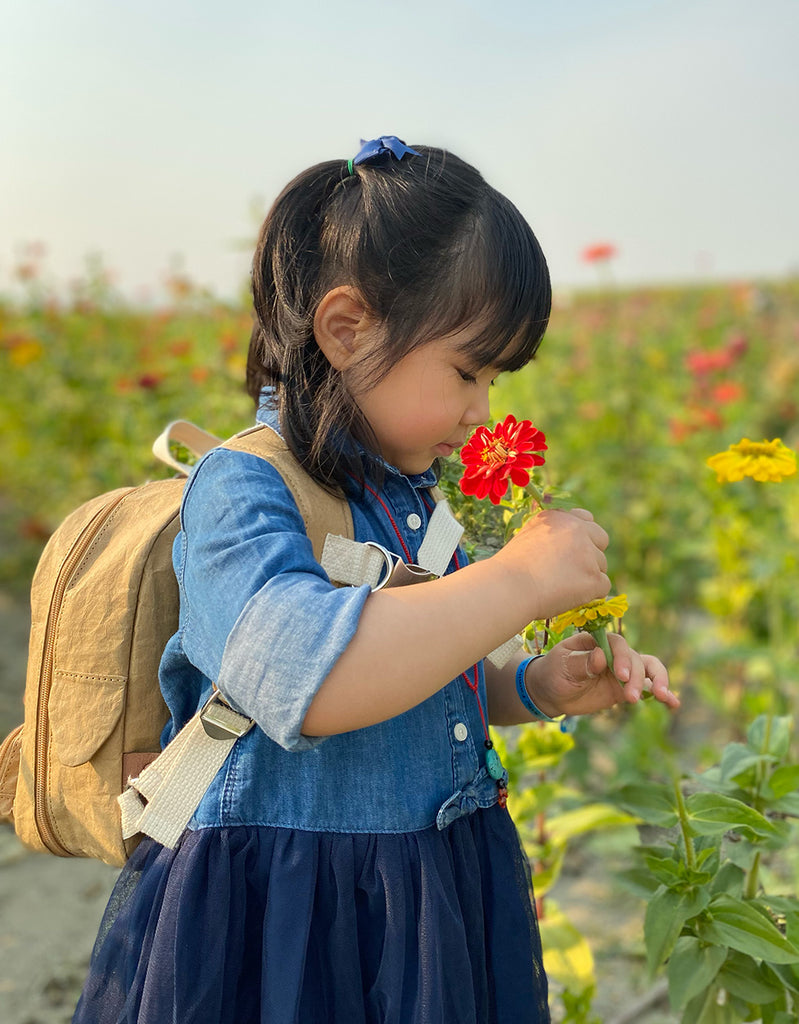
[178,448,371,751]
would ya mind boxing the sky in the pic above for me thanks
[2,0,797,304]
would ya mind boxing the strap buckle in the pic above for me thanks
[364,542,438,590]
[199,690,254,741]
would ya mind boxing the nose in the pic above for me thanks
[463,384,491,428]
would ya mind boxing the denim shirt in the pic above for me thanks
[158,400,501,834]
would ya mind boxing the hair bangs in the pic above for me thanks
[412,185,551,375]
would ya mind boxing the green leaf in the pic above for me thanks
[770,792,799,816]
[748,715,792,758]
[768,764,799,798]
[686,792,779,838]
[710,862,745,897]
[617,865,662,899]
[538,902,596,995]
[720,742,771,784]
[697,895,799,965]
[613,784,678,827]
[644,851,684,885]
[769,961,799,995]
[757,896,799,949]
[667,937,726,1010]
[645,885,709,974]
[717,950,784,1002]
[546,803,638,844]
[682,985,722,1024]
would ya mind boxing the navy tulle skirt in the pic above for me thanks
[73,803,549,1023]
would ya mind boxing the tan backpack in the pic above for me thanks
[0,422,353,866]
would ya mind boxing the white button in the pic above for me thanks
[406,513,422,530]
[453,722,468,742]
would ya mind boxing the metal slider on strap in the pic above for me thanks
[200,691,254,741]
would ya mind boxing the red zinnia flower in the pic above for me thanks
[459,414,547,505]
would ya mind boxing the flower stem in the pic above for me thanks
[589,625,615,672]
[524,480,547,509]
[674,779,696,871]
[745,851,761,900]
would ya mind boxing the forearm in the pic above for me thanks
[302,556,536,736]
[484,652,560,725]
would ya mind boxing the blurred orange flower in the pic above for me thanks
[581,243,617,263]
[712,382,745,405]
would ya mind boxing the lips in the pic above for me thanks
[434,440,464,457]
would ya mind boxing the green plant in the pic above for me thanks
[492,721,632,1022]
[615,714,799,1022]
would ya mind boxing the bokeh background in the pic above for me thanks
[3,0,798,301]
[2,2,798,1022]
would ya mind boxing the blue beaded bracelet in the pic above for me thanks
[515,656,559,722]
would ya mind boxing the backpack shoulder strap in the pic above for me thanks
[222,424,354,555]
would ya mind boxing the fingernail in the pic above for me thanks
[617,667,630,682]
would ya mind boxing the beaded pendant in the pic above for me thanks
[484,741,505,781]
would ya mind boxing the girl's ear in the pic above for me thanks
[314,286,375,370]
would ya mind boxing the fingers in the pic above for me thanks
[568,509,610,552]
[643,654,680,708]
[605,635,680,709]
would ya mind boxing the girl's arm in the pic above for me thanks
[484,633,679,726]
[301,508,611,736]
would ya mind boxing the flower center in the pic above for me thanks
[481,440,515,467]
[738,441,774,457]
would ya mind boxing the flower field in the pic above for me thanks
[2,264,799,1020]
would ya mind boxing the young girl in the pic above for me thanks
[74,137,678,1024]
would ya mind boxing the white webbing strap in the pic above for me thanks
[119,695,252,849]
[485,633,524,668]
[320,535,390,589]
[321,497,464,589]
[416,499,464,577]
[151,420,222,476]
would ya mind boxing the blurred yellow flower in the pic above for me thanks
[707,438,797,483]
[8,339,44,366]
[550,594,629,632]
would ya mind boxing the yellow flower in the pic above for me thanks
[8,339,44,366]
[707,438,797,483]
[550,594,629,633]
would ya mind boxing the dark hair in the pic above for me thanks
[247,145,551,491]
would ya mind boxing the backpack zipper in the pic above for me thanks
[34,490,132,855]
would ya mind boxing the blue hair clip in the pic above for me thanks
[348,136,420,175]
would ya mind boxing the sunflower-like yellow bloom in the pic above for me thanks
[707,438,797,483]
[550,594,629,633]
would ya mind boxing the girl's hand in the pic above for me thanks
[527,631,680,718]
[494,508,612,621]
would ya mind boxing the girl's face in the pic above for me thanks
[351,326,499,475]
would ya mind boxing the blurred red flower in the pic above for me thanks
[581,243,617,263]
[685,349,735,376]
[712,382,745,405]
[459,414,547,505]
[725,332,748,359]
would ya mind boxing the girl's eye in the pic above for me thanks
[458,369,477,384]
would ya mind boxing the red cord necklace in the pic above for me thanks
[359,488,508,808]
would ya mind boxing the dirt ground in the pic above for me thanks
[0,589,677,1024]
